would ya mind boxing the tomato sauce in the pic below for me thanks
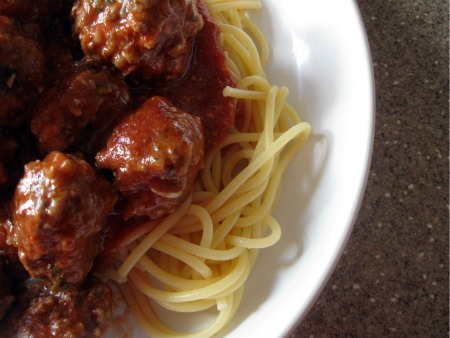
[0,0,236,335]
[155,0,236,153]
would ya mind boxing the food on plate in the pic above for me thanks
[30,59,131,154]
[0,277,114,338]
[96,96,204,219]
[72,0,204,81]
[0,0,311,337]
[11,151,117,284]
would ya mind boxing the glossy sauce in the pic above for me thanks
[0,0,235,335]
[155,0,236,153]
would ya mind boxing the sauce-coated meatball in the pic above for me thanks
[96,96,204,219]
[31,60,131,154]
[0,16,45,127]
[11,152,117,284]
[0,277,114,338]
[72,0,203,81]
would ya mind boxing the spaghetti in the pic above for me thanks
[111,1,311,336]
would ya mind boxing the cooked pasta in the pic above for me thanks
[111,1,312,336]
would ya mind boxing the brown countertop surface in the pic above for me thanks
[292,0,449,337]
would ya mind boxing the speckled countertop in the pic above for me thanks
[292,1,449,337]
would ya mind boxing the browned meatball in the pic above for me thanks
[0,16,45,127]
[72,0,203,81]
[11,151,117,284]
[96,96,204,219]
[0,277,114,338]
[31,60,131,154]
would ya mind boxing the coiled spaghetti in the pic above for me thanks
[111,1,311,336]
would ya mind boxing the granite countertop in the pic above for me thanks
[292,1,449,337]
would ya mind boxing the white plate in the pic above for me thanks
[132,0,374,336]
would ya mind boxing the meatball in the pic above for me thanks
[96,96,204,219]
[72,0,203,81]
[31,60,131,154]
[0,16,45,127]
[0,277,114,338]
[11,151,117,284]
